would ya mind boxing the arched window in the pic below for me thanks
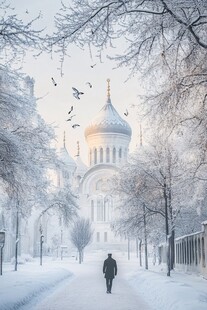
[106,147,110,163]
[113,147,116,163]
[97,197,104,221]
[94,148,97,164]
[119,148,122,160]
[97,232,100,242]
[100,147,103,163]
[89,150,92,166]
[91,200,94,222]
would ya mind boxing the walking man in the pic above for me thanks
[103,253,117,294]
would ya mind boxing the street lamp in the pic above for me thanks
[0,232,5,276]
[39,225,44,266]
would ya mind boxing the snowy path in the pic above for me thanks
[33,256,151,310]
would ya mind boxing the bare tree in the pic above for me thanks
[39,187,79,226]
[70,217,93,264]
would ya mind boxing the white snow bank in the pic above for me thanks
[1,254,207,310]
[0,262,73,310]
[127,267,207,310]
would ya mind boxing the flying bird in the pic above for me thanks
[72,87,84,100]
[86,82,92,88]
[90,64,96,68]
[72,124,80,129]
[124,109,129,116]
[68,106,73,114]
[66,115,76,122]
[51,77,57,86]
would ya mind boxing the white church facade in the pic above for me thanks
[56,79,132,253]
[74,80,132,250]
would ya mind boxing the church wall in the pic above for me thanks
[77,166,127,251]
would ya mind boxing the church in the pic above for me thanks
[58,79,132,253]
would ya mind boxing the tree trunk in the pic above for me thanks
[139,239,142,267]
[136,237,139,258]
[143,204,148,270]
[164,178,170,276]
[167,235,171,276]
[168,184,175,270]
[128,237,130,260]
[170,229,175,270]
[15,209,19,271]
[78,250,82,264]
[153,245,156,265]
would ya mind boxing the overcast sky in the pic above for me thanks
[10,0,144,164]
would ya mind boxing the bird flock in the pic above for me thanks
[50,63,129,129]
[50,77,92,129]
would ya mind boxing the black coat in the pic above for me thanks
[103,257,117,279]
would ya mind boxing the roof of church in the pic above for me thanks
[84,97,132,138]
[59,146,76,168]
[75,155,87,176]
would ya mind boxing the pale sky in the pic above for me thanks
[10,0,144,165]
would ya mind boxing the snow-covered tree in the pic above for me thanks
[70,217,93,264]
[0,0,47,64]
[0,65,53,213]
[112,133,200,274]
[53,0,207,173]
[38,187,78,227]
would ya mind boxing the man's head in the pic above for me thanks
[108,253,112,258]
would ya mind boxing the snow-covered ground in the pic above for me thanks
[0,251,207,310]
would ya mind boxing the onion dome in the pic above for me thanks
[85,79,132,138]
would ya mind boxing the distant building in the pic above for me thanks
[55,79,132,252]
[71,79,132,251]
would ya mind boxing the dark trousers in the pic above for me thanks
[106,278,113,292]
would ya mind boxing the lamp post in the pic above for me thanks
[15,207,19,272]
[60,228,63,260]
[0,232,5,276]
[39,225,44,266]
[127,235,130,260]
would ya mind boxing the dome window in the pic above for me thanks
[119,148,122,160]
[100,147,103,163]
[94,148,97,164]
[106,147,110,163]
[89,150,92,166]
[113,147,116,163]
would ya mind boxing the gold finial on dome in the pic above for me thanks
[107,78,110,100]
